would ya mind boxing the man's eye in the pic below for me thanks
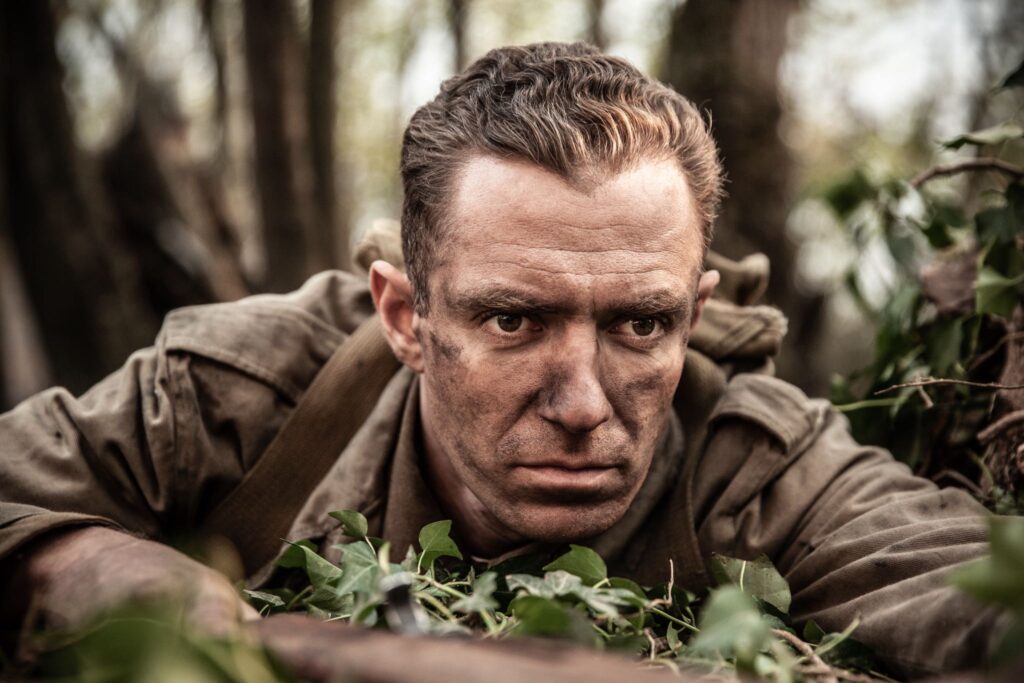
[486,314,525,333]
[630,318,657,336]
[612,317,663,338]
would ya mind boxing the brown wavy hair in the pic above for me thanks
[400,41,723,311]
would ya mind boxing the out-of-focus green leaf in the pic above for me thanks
[691,586,772,671]
[942,123,1024,149]
[975,267,1024,318]
[417,520,463,570]
[925,317,963,375]
[950,516,1024,610]
[542,545,607,586]
[510,596,593,642]
[243,590,286,608]
[274,539,317,569]
[802,620,826,644]
[451,571,499,615]
[1001,58,1024,88]
[328,509,369,538]
[711,554,792,613]
[976,204,1020,245]
[823,169,876,218]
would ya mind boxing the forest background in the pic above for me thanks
[2,0,1023,486]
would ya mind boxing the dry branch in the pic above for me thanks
[911,158,1024,188]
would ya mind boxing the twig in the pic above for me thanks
[875,377,1024,395]
[931,468,985,496]
[979,409,1024,444]
[911,158,1024,188]
[772,629,838,683]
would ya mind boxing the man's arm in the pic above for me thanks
[0,271,374,644]
[694,374,1006,676]
[1,526,255,642]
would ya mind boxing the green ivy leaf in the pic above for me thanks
[510,596,593,642]
[328,509,369,538]
[451,572,499,615]
[542,545,607,586]
[417,520,463,570]
[975,267,1024,318]
[942,123,1024,149]
[691,586,772,672]
[242,589,285,608]
[925,317,964,375]
[334,541,380,598]
[710,554,792,613]
[292,544,344,598]
[950,516,1024,610]
[274,539,317,568]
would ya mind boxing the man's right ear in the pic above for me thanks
[369,260,424,372]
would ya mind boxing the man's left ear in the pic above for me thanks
[690,269,719,330]
[369,260,424,372]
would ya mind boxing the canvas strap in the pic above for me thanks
[201,315,401,575]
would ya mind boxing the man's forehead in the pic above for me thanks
[433,155,705,287]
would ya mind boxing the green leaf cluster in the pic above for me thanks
[248,510,876,681]
[825,116,1024,502]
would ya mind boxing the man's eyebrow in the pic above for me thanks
[606,290,692,319]
[444,286,567,315]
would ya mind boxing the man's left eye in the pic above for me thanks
[613,317,662,338]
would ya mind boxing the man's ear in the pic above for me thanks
[369,260,424,372]
[690,269,719,330]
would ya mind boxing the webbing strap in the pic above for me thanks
[201,315,401,575]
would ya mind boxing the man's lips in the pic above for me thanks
[511,462,622,491]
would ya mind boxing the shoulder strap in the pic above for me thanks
[201,315,401,576]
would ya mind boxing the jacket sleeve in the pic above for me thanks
[0,270,372,563]
[693,373,1006,677]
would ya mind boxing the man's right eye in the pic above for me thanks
[488,314,524,333]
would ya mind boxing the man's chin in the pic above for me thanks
[498,500,629,544]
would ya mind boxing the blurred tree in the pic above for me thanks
[449,0,469,72]
[309,0,346,270]
[586,0,607,51]
[0,1,156,394]
[243,0,321,291]
[662,0,827,392]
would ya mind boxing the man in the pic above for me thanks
[0,43,1006,675]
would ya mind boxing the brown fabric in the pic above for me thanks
[201,315,401,576]
[0,270,1006,676]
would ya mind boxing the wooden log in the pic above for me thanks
[254,614,691,683]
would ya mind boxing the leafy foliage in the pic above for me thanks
[250,510,882,681]
[824,116,1024,510]
[950,516,1024,665]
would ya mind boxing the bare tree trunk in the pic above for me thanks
[243,0,320,291]
[201,0,229,168]
[662,0,828,393]
[448,0,468,72]
[586,0,607,51]
[1,1,156,394]
[309,0,344,270]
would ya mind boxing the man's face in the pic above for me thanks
[414,155,706,544]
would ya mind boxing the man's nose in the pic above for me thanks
[537,335,613,434]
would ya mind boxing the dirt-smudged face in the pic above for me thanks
[373,155,712,556]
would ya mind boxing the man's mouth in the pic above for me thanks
[512,463,622,493]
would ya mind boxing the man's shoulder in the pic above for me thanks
[709,373,831,455]
[156,270,375,402]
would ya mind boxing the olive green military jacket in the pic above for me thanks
[0,270,1005,677]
